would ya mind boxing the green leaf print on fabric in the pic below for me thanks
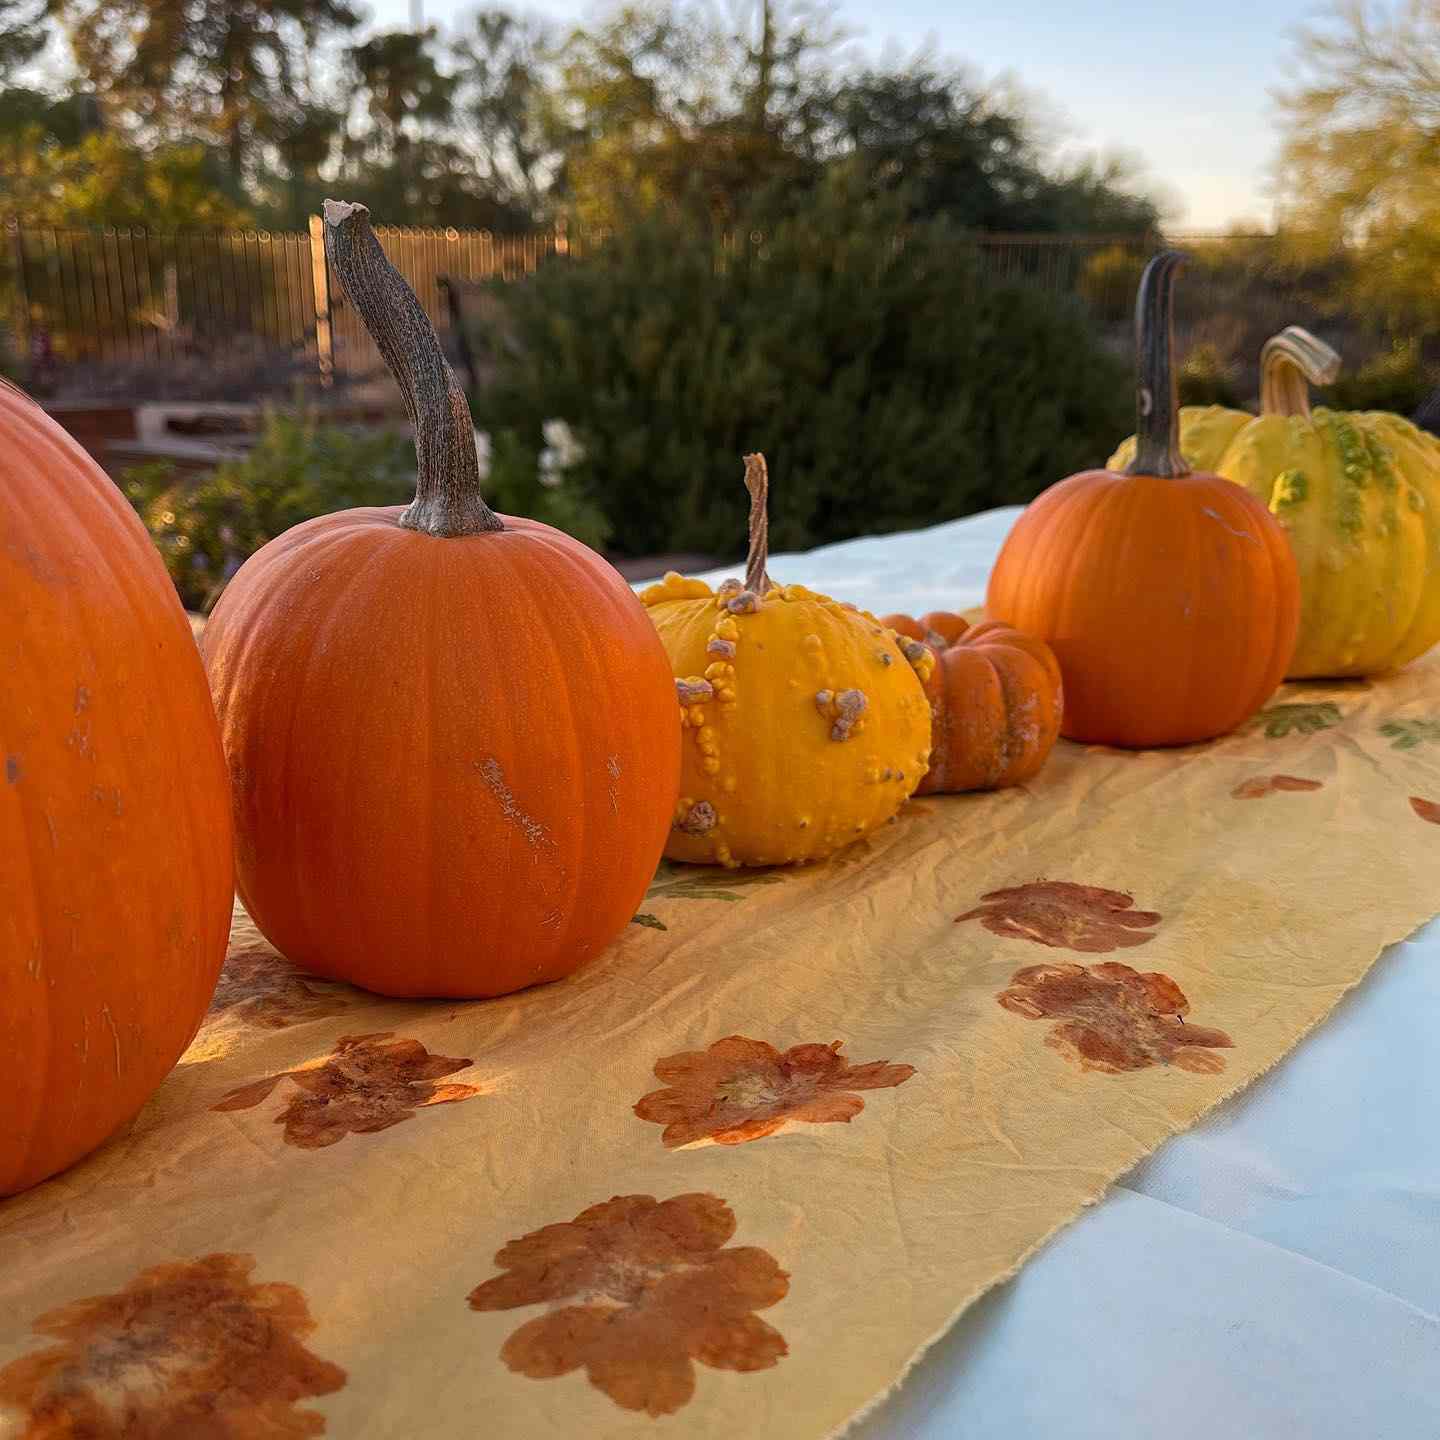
[645,863,787,904]
[1380,719,1440,751]
[1252,702,1342,738]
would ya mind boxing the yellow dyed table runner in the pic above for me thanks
[4,652,1440,1439]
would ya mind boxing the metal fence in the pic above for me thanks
[1,218,564,395]
[0,219,1401,399]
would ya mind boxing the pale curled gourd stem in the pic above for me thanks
[1259,326,1342,419]
[1125,249,1190,480]
[742,452,772,594]
[322,199,503,537]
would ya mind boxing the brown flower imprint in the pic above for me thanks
[997,961,1234,1075]
[207,947,353,1030]
[213,1032,479,1148]
[468,1192,787,1417]
[1233,773,1324,800]
[1410,796,1440,825]
[957,881,1161,953]
[634,1036,914,1148]
[0,1252,345,1438]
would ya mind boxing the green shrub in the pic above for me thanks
[124,413,418,611]
[125,408,610,611]
[1325,340,1436,416]
[1177,342,1245,409]
[478,177,1133,557]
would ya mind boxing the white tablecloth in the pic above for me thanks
[643,508,1440,1440]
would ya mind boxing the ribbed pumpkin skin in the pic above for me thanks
[883,614,1063,792]
[1,384,233,1196]
[641,576,933,866]
[986,471,1300,748]
[203,507,680,999]
[1114,408,1440,677]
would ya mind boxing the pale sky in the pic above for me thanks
[370,0,1328,230]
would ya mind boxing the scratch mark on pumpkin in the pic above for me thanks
[74,684,90,715]
[101,1004,122,1078]
[475,759,550,848]
[607,755,621,813]
[1200,507,1260,545]
[44,813,58,849]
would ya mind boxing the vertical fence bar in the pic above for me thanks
[308,214,334,388]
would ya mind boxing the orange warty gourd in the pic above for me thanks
[2,380,233,1196]
[203,202,681,999]
[986,251,1300,748]
[882,613,1062,792]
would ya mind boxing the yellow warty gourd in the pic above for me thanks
[1109,327,1440,678]
[640,455,934,867]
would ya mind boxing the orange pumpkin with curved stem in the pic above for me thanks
[986,251,1300,748]
[883,613,1063,792]
[2,380,233,1195]
[203,203,680,999]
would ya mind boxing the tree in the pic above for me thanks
[57,0,362,185]
[0,0,43,82]
[0,128,250,227]
[548,2,829,228]
[1276,0,1440,331]
[451,8,558,218]
[820,67,1041,228]
[481,172,1132,556]
[349,27,456,158]
[546,3,1155,235]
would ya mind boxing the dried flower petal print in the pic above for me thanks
[997,961,1233,1075]
[0,1252,345,1438]
[1232,773,1324,799]
[468,1192,787,1416]
[207,947,353,1030]
[634,1036,914,1148]
[213,1032,479,1148]
[1410,796,1440,824]
[957,881,1161,953]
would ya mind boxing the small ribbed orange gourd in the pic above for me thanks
[882,613,1062,791]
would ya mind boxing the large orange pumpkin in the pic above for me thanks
[986,251,1300,748]
[2,380,233,1196]
[203,202,680,999]
[882,613,1062,791]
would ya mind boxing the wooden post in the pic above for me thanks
[308,213,334,388]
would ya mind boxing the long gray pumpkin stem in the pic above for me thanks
[1125,249,1191,481]
[323,199,503,537]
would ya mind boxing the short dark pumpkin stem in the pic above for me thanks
[1125,249,1190,480]
[742,452,772,594]
[323,199,503,538]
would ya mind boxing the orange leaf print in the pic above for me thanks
[1410,796,1440,824]
[957,881,1161,953]
[0,1253,345,1438]
[213,1032,479,1148]
[1233,773,1323,799]
[634,1036,915,1148]
[997,961,1233,1075]
[207,947,352,1030]
[468,1192,787,1417]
